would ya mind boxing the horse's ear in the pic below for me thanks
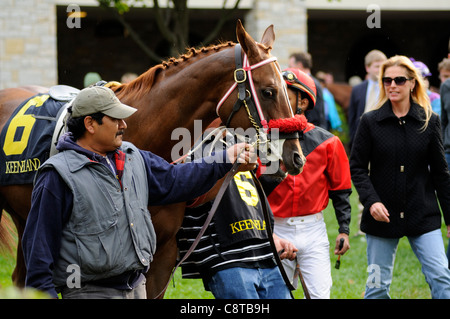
[260,24,275,50]
[236,19,260,59]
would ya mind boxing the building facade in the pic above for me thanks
[1,0,58,89]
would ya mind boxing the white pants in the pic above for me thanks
[274,213,332,299]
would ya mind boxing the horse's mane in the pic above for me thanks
[162,41,236,68]
[113,41,236,99]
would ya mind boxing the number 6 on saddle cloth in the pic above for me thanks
[0,85,79,186]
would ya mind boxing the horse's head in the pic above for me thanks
[216,20,305,176]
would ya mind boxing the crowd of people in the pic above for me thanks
[21,43,450,299]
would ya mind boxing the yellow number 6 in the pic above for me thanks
[3,94,49,156]
[234,171,259,207]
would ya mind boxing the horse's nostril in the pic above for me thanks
[293,152,303,167]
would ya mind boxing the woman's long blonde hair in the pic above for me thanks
[375,55,432,129]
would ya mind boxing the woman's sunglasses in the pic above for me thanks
[382,76,413,86]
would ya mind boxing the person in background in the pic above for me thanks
[83,72,102,87]
[439,55,450,85]
[348,75,363,87]
[439,56,450,169]
[438,54,450,266]
[316,71,342,132]
[289,52,327,129]
[348,50,387,149]
[121,72,138,84]
[350,55,450,299]
[411,58,440,117]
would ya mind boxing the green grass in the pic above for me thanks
[0,250,16,288]
[0,214,17,290]
[1,187,447,298]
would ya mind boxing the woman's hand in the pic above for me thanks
[369,202,390,223]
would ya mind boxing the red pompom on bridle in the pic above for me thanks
[268,114,307,133]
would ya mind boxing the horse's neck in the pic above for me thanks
[122,50,235,160]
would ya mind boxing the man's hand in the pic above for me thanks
[273,234,298,261]
[226,143,257,172]
[334,233,350,255]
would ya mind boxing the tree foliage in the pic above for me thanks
[98,0,242,62]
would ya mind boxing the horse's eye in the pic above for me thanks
[262,88,275,99]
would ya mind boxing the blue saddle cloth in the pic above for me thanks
[0,93,66,185]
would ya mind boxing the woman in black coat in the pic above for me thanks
[350,55,450,299]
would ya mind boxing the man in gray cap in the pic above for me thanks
[22,86,256,299]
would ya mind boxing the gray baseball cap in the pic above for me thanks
[71,86,137,119]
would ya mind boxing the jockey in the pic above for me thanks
[258,68,352,299]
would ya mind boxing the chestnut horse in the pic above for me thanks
[0,21,304,298]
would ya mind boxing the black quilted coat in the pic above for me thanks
[350,101,450,238]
